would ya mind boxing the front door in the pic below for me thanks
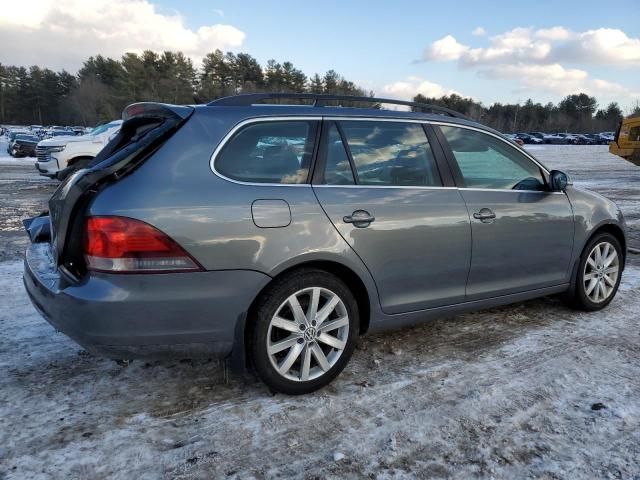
[313,119,472,314]
[436,124,575,300]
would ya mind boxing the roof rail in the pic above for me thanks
[207,93,468,119]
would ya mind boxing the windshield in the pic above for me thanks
[9,131,28,140]
[16,134,38,141]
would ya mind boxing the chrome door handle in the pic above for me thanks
[343,210,375,227]
[473,208,496,221]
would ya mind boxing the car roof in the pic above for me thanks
[197,104,498,136]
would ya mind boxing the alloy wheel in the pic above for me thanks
[583,241,619,303]
[266,287,349,382]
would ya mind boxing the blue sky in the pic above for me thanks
[2,0,639,109]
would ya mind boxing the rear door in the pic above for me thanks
[312,119,471,314]
[435,124,574,300]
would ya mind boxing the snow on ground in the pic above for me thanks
[2,261,640,479]
[0,143,639,478]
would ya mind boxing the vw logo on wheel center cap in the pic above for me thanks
[303,326,317,342]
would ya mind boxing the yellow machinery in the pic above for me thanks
[610,116,640,166]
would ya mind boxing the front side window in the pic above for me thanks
[336,121,442,186]
[216,120,316,184]
[440,126,546,191]
[628,126,640,142]
[322,123,355,185]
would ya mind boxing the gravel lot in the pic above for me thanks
[1,143,639,479]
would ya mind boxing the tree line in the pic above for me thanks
[413,93,639,133]
[0,48,637,132]
[0,50,370,126]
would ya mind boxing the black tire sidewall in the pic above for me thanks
[575,233,623,311]
[250,269,359,395]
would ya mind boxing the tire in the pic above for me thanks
[564,232,623,311]
[250,269,359,395]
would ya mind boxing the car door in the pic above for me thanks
[312,119,472,314]
[435,124,575,300]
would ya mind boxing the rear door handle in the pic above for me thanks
[473,208,496,222]
[343,210,375,228]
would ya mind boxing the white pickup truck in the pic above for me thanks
[35,120,122,177]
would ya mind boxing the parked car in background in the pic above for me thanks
[600,131,615,143]
[23,94,627,394]
[6,129,31,146]
[504,133,525,146]
[45,129,74,139]
[515,133,543,144]
[582,134,602,145]
[544,133,577,144]
[8,133,40,157]
[35,120,122,177]
[71,126,87,135]
[573,134,595,145]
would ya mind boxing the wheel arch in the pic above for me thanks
[586,222,627,268]
[569,221,627,289]
[232,259,373,372]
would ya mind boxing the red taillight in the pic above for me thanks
[84,216,201,273]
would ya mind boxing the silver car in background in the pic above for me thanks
[23,94,627,394]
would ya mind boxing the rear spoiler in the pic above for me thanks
[122,102,194,121]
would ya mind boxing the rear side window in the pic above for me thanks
[216,121,317,184]
[330,121,441,186]
[440,126,546,191]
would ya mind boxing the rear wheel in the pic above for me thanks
[250,269,359,394]
[565,233,622,311]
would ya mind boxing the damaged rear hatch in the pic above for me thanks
[25,102,194,281]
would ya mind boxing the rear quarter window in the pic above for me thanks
[215,120,317,184]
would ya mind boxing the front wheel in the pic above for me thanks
[250,269,359,394]
[565,233,623,311]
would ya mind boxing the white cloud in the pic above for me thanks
[382,76,460,100]
[472,26,486,37]
[534,26,570,41]
[422,35,469,61]
[0,0,245,71]
[555,28,640,65]
[479,63,640,100]
[421,26,640,67]
[418,25,640,103]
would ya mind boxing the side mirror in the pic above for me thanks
[549,170,569,192]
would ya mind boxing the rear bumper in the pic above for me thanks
[23,242,271,359]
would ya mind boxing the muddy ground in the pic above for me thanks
[1,145,639,479]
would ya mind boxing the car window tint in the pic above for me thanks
[338,121,442,186]
[440,126,546,191]
[216,121,316,184]
[322,124,355,185]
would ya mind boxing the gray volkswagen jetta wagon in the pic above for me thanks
[24,93,627,394]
